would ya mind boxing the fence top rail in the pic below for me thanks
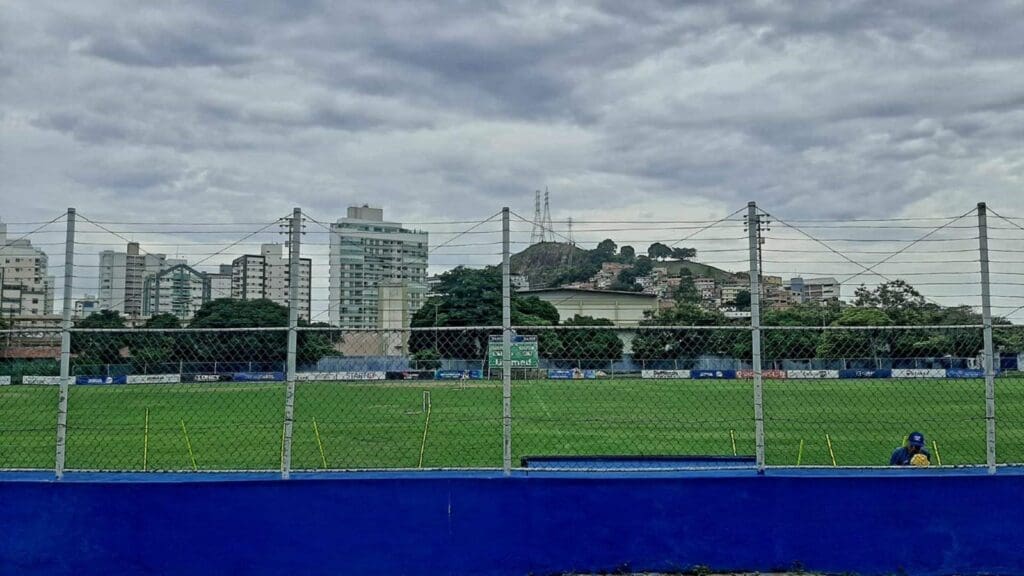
[759,324,986,331]
[67,327,291,333]
[50,324,995,334]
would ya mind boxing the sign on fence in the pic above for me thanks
[892,369,948,378]
[737,370,787,379]
[436,370,484,380]
[232,372,285,382]
[787,370,840,379]
[839,369,893,379]
[0,376,10,386]
[691,370,736,379]
[487,335,539,368]
[947,368,986,378]
[547,369,605,380]
[295,371,386,381]
[641,369,691,379]
[23,376,62,385]
[75,375,128,385]
[183,373,232,382]
[385,371,435,380]
[126,374,181,384]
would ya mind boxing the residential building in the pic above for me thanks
[74,295,100,319]
[142,264,211,321]
[328,206,428,329]
[378,280,427,355]
[789,277,840,303]
[693,277,717,301]
[0,220,55,317]
[720,283,747,305]
[231,244,312,320]
[209,264,233,300]
[98,242,183,317]
[593,262,628,289]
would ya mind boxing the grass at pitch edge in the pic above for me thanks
[1,377,1022,471]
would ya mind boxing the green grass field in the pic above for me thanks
[2,377,1024,471]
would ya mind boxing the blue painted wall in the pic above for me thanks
[2,470,1023,575]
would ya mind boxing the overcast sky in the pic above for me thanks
[2,1,1023,318]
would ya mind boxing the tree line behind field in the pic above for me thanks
[415,268,1023,363]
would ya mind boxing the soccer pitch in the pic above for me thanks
[2,377,1023,471]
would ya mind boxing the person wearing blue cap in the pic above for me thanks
[890,431,931,466]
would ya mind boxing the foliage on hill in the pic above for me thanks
[510,239,719,289]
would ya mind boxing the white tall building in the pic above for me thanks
[0,219,55,317]
[329,206,428,329]
[231,244,311,320]
[142,264,210,321]
[209,264,233,300]
[98,242,184,317]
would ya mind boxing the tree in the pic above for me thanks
[72,311,127,369]
[647,242,673,260]
[548,315,624,368]
[631,303,733,362]
[408,266,561,359]
[854,280,926,311]
[595,239,618,257]
[76,310,125,328]
[732,290,751,309]
[619,245,636,261]
[411,348,442,370]
[671,247,697,261]
[183,299,334,367]
[817,308,893,362]
[144,314,181,329]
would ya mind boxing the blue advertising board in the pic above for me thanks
[547,369,600,380]
[75,375,128,385]
[436,370,483,380]
[947,368,986,378]
[690,370,736,379]
[838,369,893,379]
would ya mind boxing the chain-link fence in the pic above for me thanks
[2,201,1023,475]
[4,324,1022,472]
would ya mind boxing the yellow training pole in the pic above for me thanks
[180,419,197,471]
[313,417,327,469]
[797,439,804,466]
[933,440,942,466]
[143,408,150,471]
[418,391,433,469]
[729,429,737,456]
[280,423,285,472]
[826,434,837,467]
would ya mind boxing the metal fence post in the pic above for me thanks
[747,201,766,473]
[282,207,301,479]
[55,208,75,479]
[501,207,512,476]
[978,202,997,474]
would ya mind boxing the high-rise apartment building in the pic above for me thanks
[0,219,55,317]
[231,244,311,320]
[98,242,184,317]
[142,264,210,321]
[329,206,428,329]
[209,264,233,300]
